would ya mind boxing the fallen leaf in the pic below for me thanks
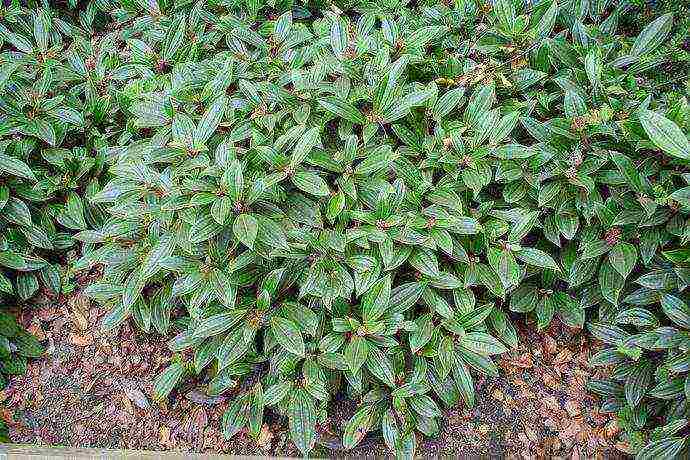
[69,294,90,330]
[525,426,539,443]
[604,420,620,439]
[507,354,534,369]
[27,322,45,341]
[194,407,208,430]
[0,408,13,424]
[518,431,531,447]
[542,395,560,412]
[121,393,134,414]
[542,371,560,390]
[543,335,557,355]
[565,400,581,417]
[553,349,573,365]
[185,390,227,405]
[125,388,150,410]
[69,333,93,346]
[544,435,562,453]
[159,425,171,445]
[615,441,632,453]
[257,424,273,448]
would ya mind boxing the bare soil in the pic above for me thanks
[1,280,626,458]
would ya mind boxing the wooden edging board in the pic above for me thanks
[0,445,293,460]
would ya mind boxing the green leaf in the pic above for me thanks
[515,247,559,271]
[153,363,185,401]
[361,275,391,323]
[0,154,36,181]
[494,0,515,31]
[406,26,445,49]
[194,96,226,146]
[631,13,673,56]
[579,240,610,259]
[365,347,396,387]
[608,242,637,279]
[292,170,330,197]
[661,294,690,329]
[193,310,246,339]
[460,332,507,356]
[190,215,223,244]
[249,384,264,438]
[343,405,373,450]
[639,110,690,160]
[318,97,366,125]
[452,356,475,407]
[432,87,465,119]
[345,335,369,374]
[13,331,43,358]
[290,127,320,168]
[222,395,250,439]
[233,214,259,249]
[288,389,317,456]
[635,437,685,460]
[409,313,434,354]
[535,1,558,38]
[48,107,84,126]
[270,316,305,357]
[409,394,441,418]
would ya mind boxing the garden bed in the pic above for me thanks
[1,1,689,458]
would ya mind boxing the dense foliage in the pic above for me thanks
[0,2,110,412]
[1,0,689,458]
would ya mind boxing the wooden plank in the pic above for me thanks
[0,445,290,460]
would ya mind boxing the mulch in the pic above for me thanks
[1,283,628,458]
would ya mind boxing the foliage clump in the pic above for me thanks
[1,0,689,458]
[0,2,116,418]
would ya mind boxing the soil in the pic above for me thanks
[1,279,627,459]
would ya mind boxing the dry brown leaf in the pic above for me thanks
[194,407,208,430]
[69,294,90,331]
[553,348,574,365]
[565,400,581,417]
[257,424,273,448]
[525,427,539,443]
[0,408,13,424]
[615,441,632,454]
[542,395,561,413]
[69,333,93,346]
[543,335,557,355]
[27,322,45,341]
[604,420,620,439]
[507,353,534,369]
[159,425,171,445]
[121,393,134,414]
[125,388,149,410]
[571,446,581,460]
[542,371,560,390]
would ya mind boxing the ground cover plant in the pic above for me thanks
[1,0,689,458]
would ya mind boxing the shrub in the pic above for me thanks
[0,0,687,457]
[0,1,109,412]
[0,4,112,300]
